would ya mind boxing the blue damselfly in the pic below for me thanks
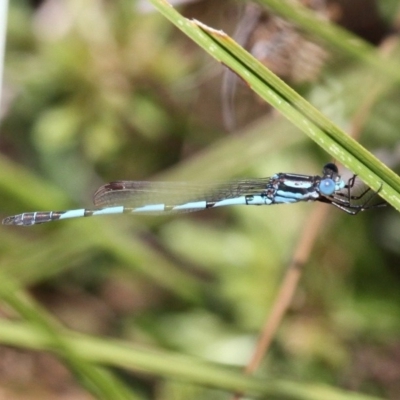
[2,163,384,226]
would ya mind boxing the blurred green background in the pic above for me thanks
[1,0,400,399]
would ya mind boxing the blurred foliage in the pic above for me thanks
[1,0,400,399]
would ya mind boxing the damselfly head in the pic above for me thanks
[321,163,346,191]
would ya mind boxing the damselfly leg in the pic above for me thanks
[329,175,386,215]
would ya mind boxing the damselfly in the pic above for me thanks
[2,163,385,226]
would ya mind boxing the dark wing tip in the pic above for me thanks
[93,181,130,206]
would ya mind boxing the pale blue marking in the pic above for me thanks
[213,197,247,207]
[274,196,298,203]
[92,206,124,215]
[244,195,272,205]
[282,181,313,189]
[276,190,318,200]
[133,204,166,213]
[59,209,86,219]
[335,180,345,190]
[172,201,207,211]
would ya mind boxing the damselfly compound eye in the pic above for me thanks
[319,178,336,196]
